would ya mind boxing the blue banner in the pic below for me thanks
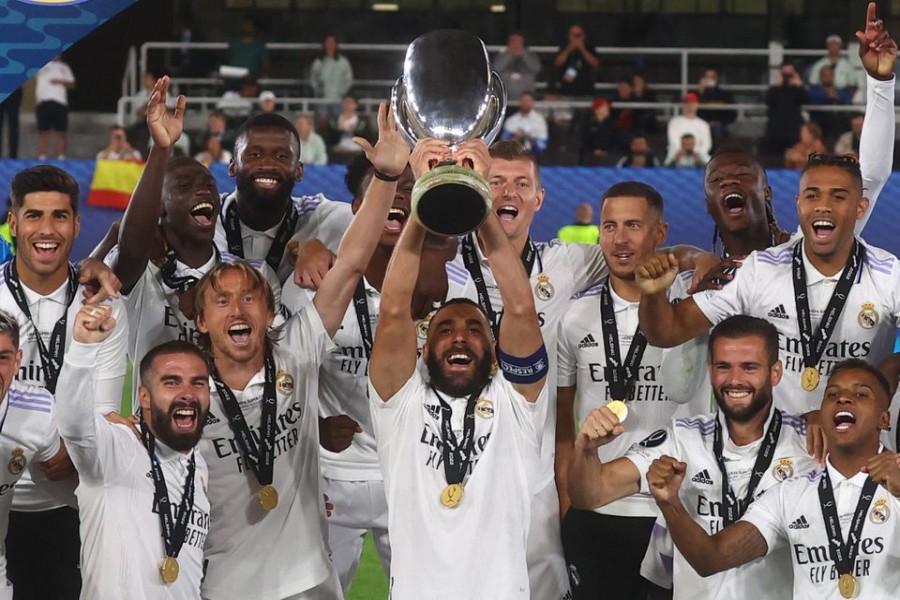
[0,0,138,101]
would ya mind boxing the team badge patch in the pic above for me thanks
[857,302,879,330]
[416,312,433,339]
[276,370,294,395]
[772,458,794,481]
[7,448,25,475]
[475,397,494,419]
[534,274,555,301]
[638,429,667,448]
[870,498,890,524]
[286,239,300,263]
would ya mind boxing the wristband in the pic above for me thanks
[372,168,401,182]
[497,344,549,384]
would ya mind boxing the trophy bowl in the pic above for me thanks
[392,30,507,236]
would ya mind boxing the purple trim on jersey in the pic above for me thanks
[294,195,324,216]
[571,281,604,300]
[9,401,51,414]
[660,553,674,574]
[756,252,792,266]
[802,467,825,482]
[8,389,53,406]
[781,414,808,436]
[674,417,715,435]
[865,250,894,268]
[677,270,694,283]
[445,262,470,286]
[866,261,893,276]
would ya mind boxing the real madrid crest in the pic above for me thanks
[771,458,794,482]
[7,448,25,475]
[870,498,890,524]
[475,397,494,419]
[276,369,294,395]
[534,274,555,301]
[858,302,879,330]
[417,312,433,340]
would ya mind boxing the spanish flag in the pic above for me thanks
[87,159,146,209]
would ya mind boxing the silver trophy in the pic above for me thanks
[392,30,507,236]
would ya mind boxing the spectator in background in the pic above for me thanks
[501,92,549,155]
[616,134,660,167]
[193,109,235,155]
[310,33,354,123]
[808,34,858,95]
[326,94,371,162]
[217,76,260,119]
[227,14,268,77]
[494,32,542,100]
[631,73,658,133]
[128,71,173,154]
[0,88,21,159]
[784,122,827,169]
[96,126,142,160]
[257,90,277,114]
[35,55,75,160]
[834,112,864,155]
[552,24,599,98]
[194,134,232,166]
[760,62,807,156]
[296,113,328,165]
[579,97,622,165]
[557,203,600,244]
[697,67,736,140]
[611,77,636,136]
[807,65,852,137]
[665,92,712,164]
[665,132,708,167]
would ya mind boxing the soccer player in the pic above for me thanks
[107,76,280,404]
[557,181,696,598]
[649,359,900,599]
[213,112,352,284]
[2,165,128,600]
[195,101,407,600]
[368,141,548,597]
[568,315,818,598]
[56,305,211,598]
[0,310,61,600]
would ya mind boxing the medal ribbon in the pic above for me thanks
[712,408,782,526]
[352,279,374,360]
[211,352,277,487]
[599,279,648,402]
[160,247,220,294]
[140,415,196,562]
[4,261,77,394]
[461,234,539,339]
[223,199,300,272]
[817,467,879,580]
[792,240,864,372]
[431,386,484,487]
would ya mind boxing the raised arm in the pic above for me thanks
[648,456,768,576]
[113,76,186,294]
[555,384,577,518]
[313,102,409,337]
[636,253,712,347]
[567,406,642,509]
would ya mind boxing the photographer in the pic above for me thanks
[96,126,142,161]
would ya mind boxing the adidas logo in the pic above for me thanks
[204,412,220,426]
[578,334,599,349]
[767,304,789,320]
[691,469,714,485]
[789,515,810,529]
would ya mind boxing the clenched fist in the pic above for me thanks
[647,455,687,505]
[636,253,679,296]
[575,406,625,453]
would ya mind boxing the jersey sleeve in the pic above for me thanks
[90,298,129,414]
[33,405,61,465]
[857,74,895,234]
[368,370,424,459]
[739,478,789,557]
[691,254,757,325]
[556,312,578,387]
[282,303,337,368]
[304,198,353,254]
[498,375,546,446]
[561,242,608,295]
[624,426,678,494]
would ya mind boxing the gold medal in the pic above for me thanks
[838,573,856,598]
[801,367,820,392]
[258,484,279,511]
[440,483,464,508]
[606,400,628,423]
[159,557,179,584]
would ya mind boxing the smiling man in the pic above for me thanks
[213,112,352,283]
[648,358,900,599]
[56,305,211,599]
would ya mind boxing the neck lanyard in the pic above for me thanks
[223,199,299,272]
[599,279,647,402]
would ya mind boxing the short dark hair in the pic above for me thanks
[234,112,301,160]
[10,165,79,214]
[428,298,492,338]
[139,340,210,383]
[488,140,542,186]
[803,152,862,192]
[827,358,892,405]
[345,153,374,199]
[708,315,780,366]
[601,181,664,217]
[0,310,20,349]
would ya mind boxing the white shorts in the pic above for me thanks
[526,479,572,600]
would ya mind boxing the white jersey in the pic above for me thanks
[692,240,900,414]
[35,60,74,105]
[56,342,210,600]
[199,306,335,600]
[0,270,128,511]
[557,272,693,517]
[370,370,546,599]
[214,192,352,283]
[742,455,900,600]
[625,408,816,600]
[106,246,282,406]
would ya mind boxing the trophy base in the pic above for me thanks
[412,165,492,236]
